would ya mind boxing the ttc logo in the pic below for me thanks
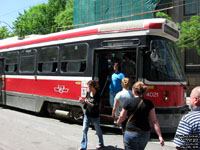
[54,85,69,94]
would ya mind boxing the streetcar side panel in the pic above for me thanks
[0,40,94,113]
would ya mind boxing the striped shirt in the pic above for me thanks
[173,107,200,149]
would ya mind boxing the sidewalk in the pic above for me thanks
[145,98,191,150]
[146,141,175,150]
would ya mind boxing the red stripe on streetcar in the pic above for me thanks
[144,23,163,29]
[0,28,98,50]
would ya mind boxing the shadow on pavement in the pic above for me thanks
[150,133,175,142]
[88,145,123,150]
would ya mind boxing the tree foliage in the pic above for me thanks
[156,12,200,55]
[0,26,11,39]
[177,16,200,55]
[12,0,73,37]
[45,0,68,32]
[55,0,74,31]
[155,12,173,21]
[13,4,48,36]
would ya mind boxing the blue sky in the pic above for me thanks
[0,0,48,29]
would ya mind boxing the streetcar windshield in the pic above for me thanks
[144,39,185,81]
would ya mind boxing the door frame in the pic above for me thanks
[0,58,5,104]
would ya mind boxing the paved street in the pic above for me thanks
[3,98,194,150]
[0,104,177,150]
[0,105,124,150]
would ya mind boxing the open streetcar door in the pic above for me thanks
[0,58,5,104]
[93,43,138,122]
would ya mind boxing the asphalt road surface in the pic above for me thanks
[0,105,175,150]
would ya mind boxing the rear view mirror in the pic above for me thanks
[150,50,158,62]
[150,40,158,62]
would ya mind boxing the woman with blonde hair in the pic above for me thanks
[117,81,164,150]
[112,77,133,132]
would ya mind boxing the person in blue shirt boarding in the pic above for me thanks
[109,62,125,108]
[174,86,200,150]
[79,80,104,150]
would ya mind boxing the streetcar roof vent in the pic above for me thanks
[0,36,19,44]
[25,34,41,39]
[99,20,144,32]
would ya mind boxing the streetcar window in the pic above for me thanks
[38,46,59,73]
[5,52,19,73]
[20,49,36,73]
[0,53,3,58]
[144,40,185,81]
[61,44,87,73]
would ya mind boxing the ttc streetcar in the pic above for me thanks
[0,18,189,133]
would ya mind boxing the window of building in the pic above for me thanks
[156,0,169,14]
[38,46,59,73]
[185,49,200,72]
[61,43,87,73]
[20,49,36,73]
[5,51,19,73]
[184,0,199,15]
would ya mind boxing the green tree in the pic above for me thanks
[156,12,200,55]
[55,0,74,31]
[0,26,11,39]
[13,4,48,37]
[12,0,68,37]
[155,12,173,21]
[177,16,200,55]
[45,0,67,33]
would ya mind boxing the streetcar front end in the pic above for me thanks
[142,38,189,133]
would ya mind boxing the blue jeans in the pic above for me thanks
[81,115,104,149]
[109,93,116,108]
[124,131,150,150]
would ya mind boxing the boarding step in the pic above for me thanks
[100,105,112,114]
[99,114,114,123]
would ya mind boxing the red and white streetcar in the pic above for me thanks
[0,18,189,132]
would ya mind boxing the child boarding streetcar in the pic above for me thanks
[0,18,189,133]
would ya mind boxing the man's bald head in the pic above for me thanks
[190,86,200,109]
